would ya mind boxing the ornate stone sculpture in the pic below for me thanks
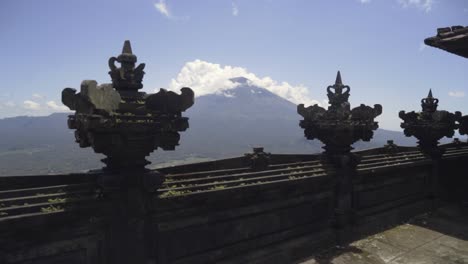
[62,40,194,172]
[244,147,271,171]
[61,41,195,262]
[399,90,461,211]
[383,140,399,155]
[297,71,382,245]
[399,90,461,155]
[298,71,382,155]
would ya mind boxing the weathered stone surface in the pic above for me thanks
[373,224,443,250]
[61,81,121,114]
[80,80,121,113]
[299,206,468,264]
[352,238,404,263]
[145,87,194,115]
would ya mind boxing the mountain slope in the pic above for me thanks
[177,79,316,156]
[178,78,416,156]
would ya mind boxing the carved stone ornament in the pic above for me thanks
[62,40,194,172]
[297,71,382,155]
[108,40,146,91]
[244,147,271,171]
[383,140,399,155]
[459,115,468,136]
[399,90,461,155]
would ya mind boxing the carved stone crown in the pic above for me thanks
[421,89,439,113]
[108,40,145,91]
[327,71,350,111]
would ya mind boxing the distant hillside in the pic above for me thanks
[0,78,422,176]
[0,113,105,175]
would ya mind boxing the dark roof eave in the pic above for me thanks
[424,26,468,59]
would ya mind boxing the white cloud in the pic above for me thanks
[46,101,68,111]
[359,0,371,3]
[398,0,433,12]
[448,91,465,98]
[23,100,41,110]
[154,0,171,18]
[232,2,239,16]
[32,93,44,99]
[0,99,69,118]
[153,1,189,20]
[168,59,321,107]
[4,101,15,107]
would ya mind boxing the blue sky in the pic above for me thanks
[0,0,467,130]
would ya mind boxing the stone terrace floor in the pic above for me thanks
[299,205,468,264]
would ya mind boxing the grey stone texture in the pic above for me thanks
[300,205,468,264]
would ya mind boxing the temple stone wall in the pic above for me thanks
[1,147,466,264]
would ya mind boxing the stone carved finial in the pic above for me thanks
[399,90,460,155]
[122,40,133,54]
[108,40,145,91]
[62,41,194,172]
[421,89,439,113]
[326,71,351,111]
[335,71,343,86]
[298,71,382,155]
